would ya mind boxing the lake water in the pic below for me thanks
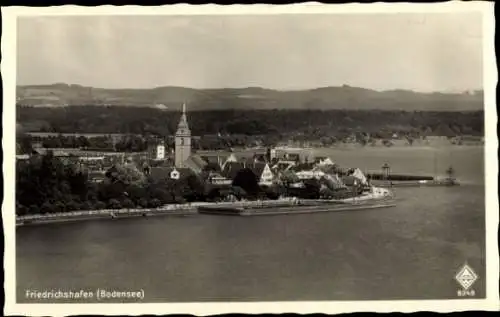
[16,146,486,302]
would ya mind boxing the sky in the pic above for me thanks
[16,13,483,92]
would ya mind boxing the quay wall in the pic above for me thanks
[16,204,198,226]
[16,199,300,226]
[199,201,397,216]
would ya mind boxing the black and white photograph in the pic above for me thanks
[2,2,498,315]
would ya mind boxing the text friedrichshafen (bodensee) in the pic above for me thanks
[25,289,145,300]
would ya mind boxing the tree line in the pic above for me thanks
[15,152,284,216]
[16,106,484,153]
[16,133,262,154]
[18,106,484,138]
[16,152,196,215]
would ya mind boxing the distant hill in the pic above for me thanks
[16,83,484,111]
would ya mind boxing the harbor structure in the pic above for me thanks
[381,163,391,180]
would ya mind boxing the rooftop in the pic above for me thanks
[221,161,268,180]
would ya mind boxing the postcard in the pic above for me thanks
[2,2,498,315]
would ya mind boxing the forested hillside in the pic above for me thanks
[17,83,483,111]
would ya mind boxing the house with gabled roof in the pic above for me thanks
[287,162,330,180]
[221,161,246,180]
[200,155,225,166]
[183,154,208,174]
[221,149,269,169]
[221,161,275,186]
[222,153,239,168]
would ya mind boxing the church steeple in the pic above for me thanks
[175,102,191,168]
[177,102,190,132]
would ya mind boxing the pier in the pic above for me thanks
[197,199,397,216]
[367,173,434,181]
[371,178,460,188]
[366,164,459,187]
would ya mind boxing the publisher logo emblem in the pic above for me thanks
[455,263,478,297]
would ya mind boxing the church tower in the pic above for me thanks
[175,103,191,168]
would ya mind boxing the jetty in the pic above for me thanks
[371,178,459,188]
[367,173,434,181]
[198,199,396,216]
[366,164,460,188]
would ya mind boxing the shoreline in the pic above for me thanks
[16,178,461,226]
[16,197,396,226]
[16,204,198,226]
[16,199,301,226]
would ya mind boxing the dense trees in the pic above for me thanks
[232,168,261,198]
[16,151,91,210]
[16,152,290,215]
[16,154,206,215]
[105,163,147,186]
[16,152,286,215]
[17,106,484,152]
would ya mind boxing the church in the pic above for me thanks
[151,103,194,168]
[174,103,192,168]
[148,103,207,181]
[149,103,276,185]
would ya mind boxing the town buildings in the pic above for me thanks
[17,103,344,188]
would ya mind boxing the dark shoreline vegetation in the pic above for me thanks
[15,151,316,216]
[17,106,484,151]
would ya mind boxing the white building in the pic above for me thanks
[156,142,166,160]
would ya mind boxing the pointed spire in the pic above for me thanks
[177,102,190,132]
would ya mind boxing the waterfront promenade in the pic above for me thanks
[15,199,301,226]
[16,197,399,225]
[16,204,198,226]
